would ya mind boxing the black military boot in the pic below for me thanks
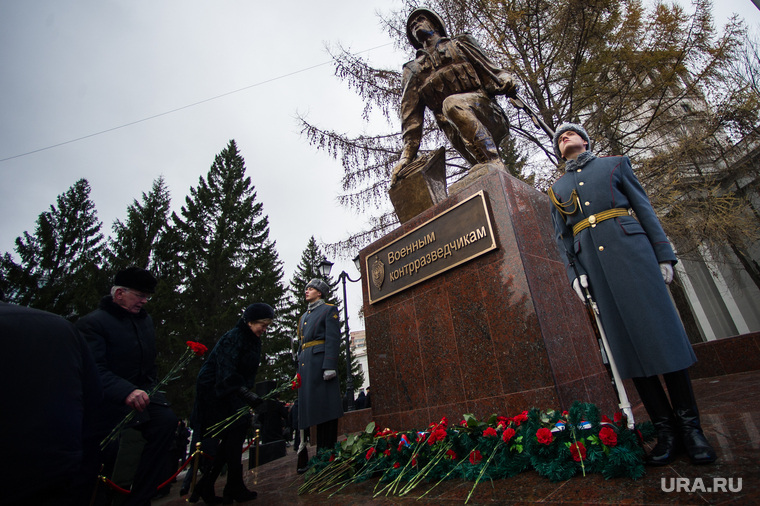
[187,473,222,505]
[663,369,717,465]
[632,375,681,466]
[222,476,257,504]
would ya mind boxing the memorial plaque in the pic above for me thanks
[364,191,496,304]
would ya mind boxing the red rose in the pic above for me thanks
[599,426,618,446]
[186,341,208,357]
[502,427,516,443]
[365,448,376,460]
[483,427,498,438]
[536,427,553,445]
[569,441,587,461]
[469,450,483,465]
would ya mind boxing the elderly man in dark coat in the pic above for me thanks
[76,267,178,506]
[189,303,273,504]
[548,123,716,466]
[295,278,344,473]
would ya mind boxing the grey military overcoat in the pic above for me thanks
[297,302,344,429]
[550,154,696,379]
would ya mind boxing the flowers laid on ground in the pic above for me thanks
[101,340,208,449]
[205,373,302,438]
[299,402,655,503]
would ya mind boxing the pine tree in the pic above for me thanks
[0,178,106,319]
[166,140,286,416]
[281,237,365,404]
[107,176,172,274]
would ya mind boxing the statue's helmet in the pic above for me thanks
[406,8,447,49]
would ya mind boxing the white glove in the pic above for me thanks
[572,274,589,302]
[660,262,674,284]
[323,369,337,381]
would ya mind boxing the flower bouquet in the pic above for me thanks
[299,402,655,502]
[100,340,208,450]
[205,373,301,438]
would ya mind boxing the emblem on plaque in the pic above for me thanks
[371,257,385,291]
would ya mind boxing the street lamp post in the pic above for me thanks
[318,255,361,412]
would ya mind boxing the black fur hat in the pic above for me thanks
[114,267,157,293]
[243,303,275,322]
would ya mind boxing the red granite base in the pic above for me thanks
[357,171,619,431]
[690,331,760,378]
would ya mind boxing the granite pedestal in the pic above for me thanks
[358,170,619,431]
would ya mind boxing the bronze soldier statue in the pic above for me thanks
[391,8,518,185]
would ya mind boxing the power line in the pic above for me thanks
[0,43,393,163]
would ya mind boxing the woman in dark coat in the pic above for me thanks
[189,303,273,504]
[549,123,716,466]
[295,278,344,472]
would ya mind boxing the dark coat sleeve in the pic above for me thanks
[322,305,341,371]
[76,311,138,404]
[617,157,677,265]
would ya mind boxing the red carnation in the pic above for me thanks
[601,415,613,423]
[383,449,391,457]
[599,426,618,446]
[502,427,516,443]
[365,448,376,460]
[483,427,498,438]
[291,373,302,390]
[569,441,587,462]
[536,427,553,445]
[393,462,401,469]
[186,341,208,356]
[329,454,335,462]
[614,411,623,424]
[512,411,528,426]
[445,449,457,460]
[469,450,483,465]
[427,427,447,445]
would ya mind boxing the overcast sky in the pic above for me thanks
[1,1,757,330]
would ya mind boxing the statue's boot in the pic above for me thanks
[464,127,505,172]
